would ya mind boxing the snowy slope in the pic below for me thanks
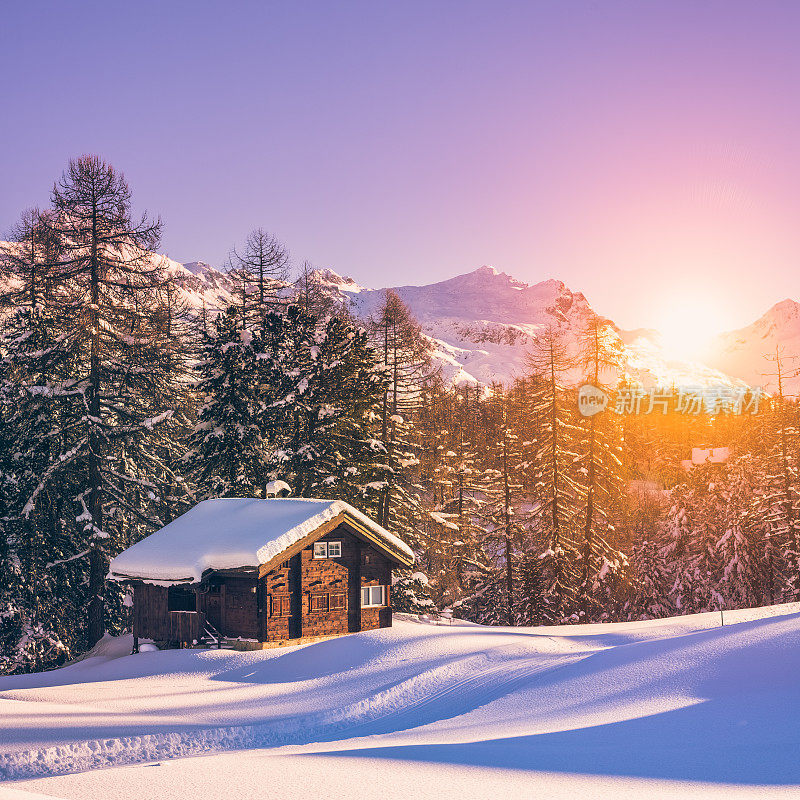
[707,299,800,395]
[347,267,599,385]
[2,604,800,799]
[3,237,797,391]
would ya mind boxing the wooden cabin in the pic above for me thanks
[108,498,415,649]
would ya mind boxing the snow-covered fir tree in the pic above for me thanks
[185,306,271,499]
[259,304,391,507]
[575,314,628,621]
[0,156,189,656]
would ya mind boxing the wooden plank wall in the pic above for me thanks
[133,523,397,645]
[360,544,393,632]
[261,525,394,641]
[133,584,170,640]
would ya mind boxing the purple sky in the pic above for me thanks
[4,1,800,331]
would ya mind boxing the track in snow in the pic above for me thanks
[0,647,580,780]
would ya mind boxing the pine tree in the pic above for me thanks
[575,315,628,621]
[658,483,698,614]
[260,305,390,507]
[0,305,82,671]
[716,460,763,608]
[185,306,270,498]
[626,536,673,619]
[526,326,582,622]
[391,571,437,615]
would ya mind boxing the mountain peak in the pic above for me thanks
[765,298,800,318]
[309,268,368,293]
[182,261,219,276]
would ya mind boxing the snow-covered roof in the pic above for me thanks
[691,446,730,465]
[108,498,414,584]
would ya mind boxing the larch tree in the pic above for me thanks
[478,387,525,625]
[575,314,628,621]
[369,291,434,536]
[229,228,290,333]
[526,325,582,622]
[0,206,61,310]
[44,155,181,646]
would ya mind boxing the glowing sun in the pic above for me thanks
[655,296,727,362]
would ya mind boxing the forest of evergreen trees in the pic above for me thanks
[2,155,799,674]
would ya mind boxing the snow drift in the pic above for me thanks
[1,603,799,797]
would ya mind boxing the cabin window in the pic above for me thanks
[327,541,342,558]
[330,593,346,610]
[168,587,196,612]
[313,541,342,559]
[310,593,329,613]
[270,594,291,617]
[361,585,385,608]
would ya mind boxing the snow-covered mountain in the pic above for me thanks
[3,239,798,392]
[307,265,748,389]
[706,299,800,394]
[162,256,236,309]
[341,266,601,384]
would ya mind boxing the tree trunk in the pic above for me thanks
[87,203,105,648]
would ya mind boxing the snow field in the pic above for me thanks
[1,603,799,797]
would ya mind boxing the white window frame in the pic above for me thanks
[313,542,327,559]
[327,541,342,558]
[313,541,342,559]
[361,585,385,607]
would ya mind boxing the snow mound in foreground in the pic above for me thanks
[1,603,799,788]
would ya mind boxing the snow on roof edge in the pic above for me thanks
[252,498,414,567]
[108,497,414,585]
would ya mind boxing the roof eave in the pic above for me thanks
[339,514,415,567]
